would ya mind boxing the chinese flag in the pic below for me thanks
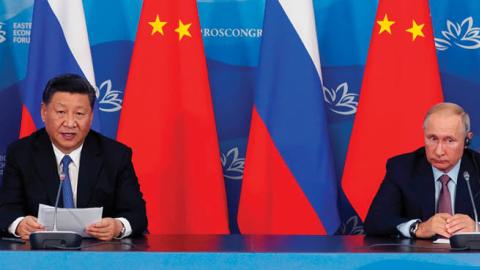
[117,0,229,234]
[341,0,443,220]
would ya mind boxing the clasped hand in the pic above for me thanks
[415,213,476,238]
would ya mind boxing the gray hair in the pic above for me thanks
[423,102,470,134]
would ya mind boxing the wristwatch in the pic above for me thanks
[115,222,126,238]
[409,220,421,238]
[119,224,126,237]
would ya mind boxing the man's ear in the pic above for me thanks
[88,110,94,126]
[40,103,46,123]
[465,131,474,148]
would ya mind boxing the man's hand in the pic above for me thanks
[446,214,476,235]
[85,218,123,241]
[16,216,45,240]
[415,213,452,238]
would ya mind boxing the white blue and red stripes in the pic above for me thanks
[239,0,340,234]
[20,0,99,131]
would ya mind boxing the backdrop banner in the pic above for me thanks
[1,0,479,234]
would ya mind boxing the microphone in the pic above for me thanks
[450,170,480,249]
[29,172,82,249]
[464,171,479,232]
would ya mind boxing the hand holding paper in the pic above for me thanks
[37,204,103,237]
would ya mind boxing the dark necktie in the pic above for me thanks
[437,174,452,214]
[61,155,74,208]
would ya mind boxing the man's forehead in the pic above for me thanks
[426,112,462,125]
[49,92,89,102]
[425,113,465,135]
[429,109,461,118]
[51,91,89,98]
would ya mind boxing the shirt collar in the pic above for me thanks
[52,143,83,168]
[432,159,462,184]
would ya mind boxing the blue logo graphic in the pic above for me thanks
[435,17,480,51]
[0,22,6,43]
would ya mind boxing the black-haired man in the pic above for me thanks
[0,74,147,241]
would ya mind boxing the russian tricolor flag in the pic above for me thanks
[238,0,340,234]
[19,0,100,136]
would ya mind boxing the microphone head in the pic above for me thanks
[464,171,470,181]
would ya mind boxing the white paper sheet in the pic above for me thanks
[37,204,103,237]
[432,238,450,244]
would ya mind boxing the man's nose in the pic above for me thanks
[434,142,445,156]
[63,114,76,127]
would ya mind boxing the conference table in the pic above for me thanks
[1,235,479,269]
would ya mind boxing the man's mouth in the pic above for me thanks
[61,132,76,140]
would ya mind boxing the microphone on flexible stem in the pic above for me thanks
[450,170,480,249]
[466,171,479,233]
[29,173,82,250]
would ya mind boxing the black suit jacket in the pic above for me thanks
[364,147,480,237]
[0,128,147,236]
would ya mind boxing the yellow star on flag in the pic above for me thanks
[148,15,167,35]
[405,20,425,41]
[377,14,395,34]
[174,20,192,41]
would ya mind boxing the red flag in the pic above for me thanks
[117,0,229,234]
[341,0,443,220]
[19,106,36,138]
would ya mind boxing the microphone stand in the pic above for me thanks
[450,170,480,249]
[52,174,63,232]
[29,174,82,250]
[466,171,479,233]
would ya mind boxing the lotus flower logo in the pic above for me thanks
[0,22,6,43]
[338,216,364,235]
[435,17,480,51]
[98,79,123,112]
[323,82,358,115]
[221,147,245,180]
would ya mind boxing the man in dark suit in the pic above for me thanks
[365,102,480,239]
[0,74,147,240]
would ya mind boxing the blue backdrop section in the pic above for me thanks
[1,0,480,234]
[431,0,480,150]
[84,0,142,139]
[199,0,263,233]
[207,59,255,233]
[314,1,376,232]
[0,0,33,184]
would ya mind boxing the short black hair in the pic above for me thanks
[42,73,96,109]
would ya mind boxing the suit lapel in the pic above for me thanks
[77,132,103,208]
[415,152,436,220]
[32,129,60,206]
[463,149,480,201]
[455,152,478,216]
